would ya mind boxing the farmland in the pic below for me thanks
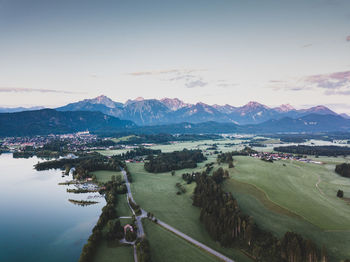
[95,137,350,261]
[222,155,350,260]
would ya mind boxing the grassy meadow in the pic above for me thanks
[222,156,350,260]
[90,170,123,183]
[95,137,350,261]
[127,162,253,262]
[93,241,133,262]
[143,219,221,262]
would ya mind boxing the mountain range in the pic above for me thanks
[56,95,344,125]
[1,95,350,137]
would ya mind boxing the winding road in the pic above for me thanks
[121,168,235,262]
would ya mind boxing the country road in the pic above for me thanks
[121,167,235,262]
[157,219,235,262]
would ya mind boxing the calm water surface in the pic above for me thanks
[0,153,105,262]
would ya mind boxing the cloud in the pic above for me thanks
[0,87,83,94]
[127,68,209,88]
[185,80,208,88]
[304,71,350,93]
[302,43,313,48]
[268,70,350,95]
[346,35,350,42]
[127,69,205,76]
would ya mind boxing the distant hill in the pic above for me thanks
[0,109,135,137]
[1,108,350,137]
[246,114,350,133]
[55,95,343,126]
[0,106,45,113]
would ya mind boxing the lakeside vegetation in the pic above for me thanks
[68,199,99,206]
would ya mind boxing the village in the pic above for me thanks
[250,151,323,164]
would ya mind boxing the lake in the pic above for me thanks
[0,153,105,262]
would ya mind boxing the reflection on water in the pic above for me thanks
[0,153,105,262]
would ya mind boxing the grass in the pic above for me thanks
[90,170,122,183]
[225,156,350,230]
[116,193,133,217]
[222,156,350,261]
[93,240,133,262]
[127,162,253,262]
[143,219,221,262]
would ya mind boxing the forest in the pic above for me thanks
[119,147,161,160]
[335,163,350,178]
[274,145,350,156]
[144,149,206,173]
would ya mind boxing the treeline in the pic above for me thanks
[98,133,221,144]
[79,175,126,262]
[120,147,161,160]
[35,153,98,170]
[335,163,350,178]
[192,171,327,261]
[35,153,123,180]
[274,145,350,156]
[136,239,152,262]
[144,149,206,173]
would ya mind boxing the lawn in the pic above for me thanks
[143,219,221,262]
[222,156,350,261]
[90,170,123,183]
[93,240,133,262]
[127,162,253,262]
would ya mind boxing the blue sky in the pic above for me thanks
[0,0,350,112]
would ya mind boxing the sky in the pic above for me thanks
[0,0,350,112]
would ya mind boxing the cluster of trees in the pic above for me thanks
[136,239,152,262]
[34,153,99,170]
[337,190,344,198]
[182,172,196,184]
[217,152,235,168]
[192,171,327,261]
[274,145,350,156]
[175,182,186,195]
[144,149,206,173]
[79,190,121,261]
[129,197,141,215]
[120,147,161,160]
[35,153,124,180]
[74,157,122,180]
[249,143,267,147]
[335,163,350,178]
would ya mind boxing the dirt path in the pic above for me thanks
[315,175,325,196]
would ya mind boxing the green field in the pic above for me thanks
[93,241,133,262]
[143,219,221,262]
[90,170,123,183]
[93,138,350,261]
[127,162,252,262]
[97,148,130,156]
[222,156,350,261]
